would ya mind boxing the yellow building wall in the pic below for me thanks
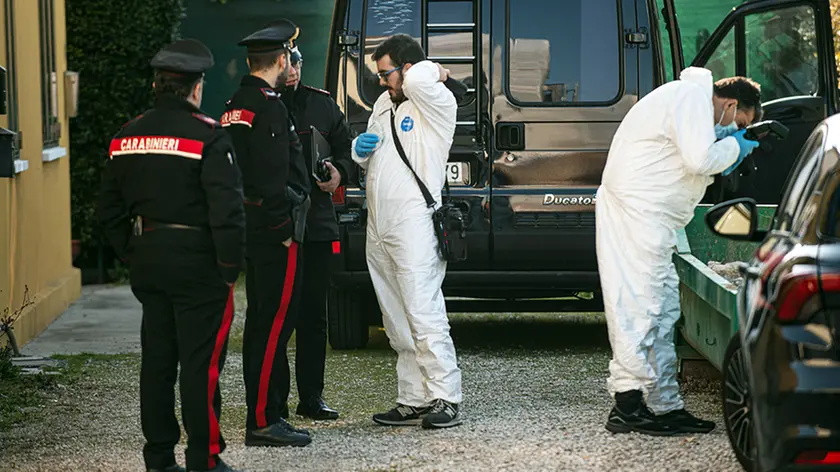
[0,0,81,349]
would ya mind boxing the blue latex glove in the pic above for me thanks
[722,129,760,176]
[355,133,380,157]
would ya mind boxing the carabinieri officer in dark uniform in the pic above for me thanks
[97,39,245,472]
[279,43,353,421]
[221,19,312,448]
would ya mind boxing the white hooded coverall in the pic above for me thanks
[352,61,462,406]
[596,67,740,414]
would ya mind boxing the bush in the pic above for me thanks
[67,0,185,259]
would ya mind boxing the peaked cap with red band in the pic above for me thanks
[239,18,300,53]
[151,38,215,77]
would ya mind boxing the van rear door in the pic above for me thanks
[656,0,839,205]
[488,0,639,279]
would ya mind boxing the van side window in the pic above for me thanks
[745,6,819,102]
[700,6,819,101]
[505,0,621,105]
[361,0,422,105]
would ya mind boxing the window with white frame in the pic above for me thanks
[39,0,60,148]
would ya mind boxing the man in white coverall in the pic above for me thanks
[597,67,762,436]
[351,34,463,429]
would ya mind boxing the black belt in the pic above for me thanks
[133,216,207,236]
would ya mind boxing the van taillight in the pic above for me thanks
[776,273,840,322]
[332,186,345,205]
[795,450,840,464]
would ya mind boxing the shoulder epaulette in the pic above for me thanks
[260,88,279,100]
[121,113,144,128]
[303,85,331,96]
[191,113,220,128]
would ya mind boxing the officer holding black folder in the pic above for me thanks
[279,39,354,421]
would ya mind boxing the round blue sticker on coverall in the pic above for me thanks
[401,116,414,132]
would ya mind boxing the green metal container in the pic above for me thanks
[674,204,776,370]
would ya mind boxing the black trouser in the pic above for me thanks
[295,240,338,401]
[243,236,304,431]
[129,233,234,471]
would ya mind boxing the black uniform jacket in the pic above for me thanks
[281,83,353,242]
[221,75,310,242]
[97,94,246,283]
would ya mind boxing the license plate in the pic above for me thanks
[446,162,469,185]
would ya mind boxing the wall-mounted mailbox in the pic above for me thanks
[0,127,16,178]
[65,71,79,118]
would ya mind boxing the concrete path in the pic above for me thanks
[21,284,142,356]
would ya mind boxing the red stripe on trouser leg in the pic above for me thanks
[207,285,235,469]
[255,242,298,428]
[332,240,341,254]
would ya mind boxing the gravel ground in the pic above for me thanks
[0,302,740,472]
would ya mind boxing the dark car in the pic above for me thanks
[706,116,840,472]
[323,0,839,349]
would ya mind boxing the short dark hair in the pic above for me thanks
[714,76,763,121]
[248,49,288,72]
[372,34,426,67]
[154,71,202,99]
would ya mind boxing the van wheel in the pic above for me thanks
[327,287,369,350]
[722,336,755,471]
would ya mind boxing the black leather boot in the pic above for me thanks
[245,420,312,448]
[296,397,340,420]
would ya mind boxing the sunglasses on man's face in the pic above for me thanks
[376,65,401,80]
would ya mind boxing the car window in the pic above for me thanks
[505,0,621,105]
[745,6,819,102]
[820,167,840,238]
[774,128,825,233]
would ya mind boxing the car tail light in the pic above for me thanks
[332,186,345,205]
[776,273,840,322]
[794,450,840,465]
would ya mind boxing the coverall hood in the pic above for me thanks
[679,67,714,100]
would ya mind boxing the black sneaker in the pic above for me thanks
[372,404,429,426]
[245,421,312,447]
[657,409,716,433]
[605,390,679,437]
[421,399,463,429]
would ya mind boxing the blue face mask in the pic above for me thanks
[714,104,738,140]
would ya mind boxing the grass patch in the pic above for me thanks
[0,348,61,433]
[0,351,140,434]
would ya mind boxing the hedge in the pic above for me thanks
[67,0,184,262]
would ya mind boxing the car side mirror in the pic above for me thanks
[705,197,760,241]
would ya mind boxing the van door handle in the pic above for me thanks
[496,122,525,151]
